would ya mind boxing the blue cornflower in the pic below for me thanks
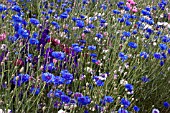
[117,1,124,9]
[29,38,39,45]
[73,46,82,53]
[123,31,131,37]
[118,108,128,113]
[46,63,56,71]
[88,45,96,50]
[162,36,170,43]
[18,28,29,38]
[133,105,140,112]
[65,7,72,13]
[61,95,70,103]
[144,33,150,39]
[80,14,85,19]
[168,49,170,54]
[141,76,150,82]
[0,4,7,12]
[41,72,54,83]
[125,20,132,26]
[159,43,167,50]
[124,6,130,11]
[128,42,137,49]
[140,52,149,59]
[153,52,162,60]
[78,96,91,106]
[76,20,84,28]
[30,87,40,95]
[118,17,125,23]
[12,74,30,86]
[60,70,69,75]
[125,84,133,92]
[96,33,103,38]
[113,10,120,14]
[146,28,153,34]
[12,5,21,12]
[96,80,104,86]
[152,6,157,10]
[133,30,138,34]
[118,52,128,62]
[47,90,55,98]
[79,39,86,44]
[12,15,22,23]
[145,7,151,12]
[100,18,106,23]
[30,18,40,26]
[141,10,151,16]
[87,24,95,29]
[120,98,131,108]
[90,53,97,57]
[160,60,165,66]
[163,102,170,108]
[100,4,107,10]
[51,21,60,29]
[32,32,38,38]
[55,90,65,98]
[52,51,65,60]
[104,96,114,103]
[62,72,73,81]
[8,36,18,42]
[26,54,33,62]
[61,71,73,84]
[60,12,68,19]
[53,76,64,85]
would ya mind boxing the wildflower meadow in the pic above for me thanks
[0,0,170,113]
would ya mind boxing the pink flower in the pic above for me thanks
[168,13,170,20]
[0,33,6,42]
[132,7,138,13]
[130,1,136,5]
[127,0,133,2]
[81,33,86,39]
[126,2,132,9]
[53,59,58,63]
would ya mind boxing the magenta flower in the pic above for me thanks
[0,33,6,42]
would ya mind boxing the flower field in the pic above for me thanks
[0,0,170,113]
